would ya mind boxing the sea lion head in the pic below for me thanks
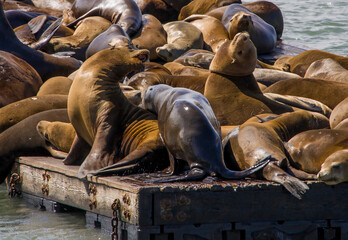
[228,11,253,39]
[142,84,172,113]
[209,32,257,76]
[156,44,180,62]
[317,150,348,185]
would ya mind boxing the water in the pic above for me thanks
[1,1,347,239]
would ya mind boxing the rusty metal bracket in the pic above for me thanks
[88,183,97,210]
[7,173,22,198]
[41,170,50,196]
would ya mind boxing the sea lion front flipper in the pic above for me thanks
[63,134,90,165]
[145,168,206,183]
[263,164,309,199]
[287,165,317,180]
[45,146,68,159]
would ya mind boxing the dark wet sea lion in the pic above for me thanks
[67,0,142,37]
[329,97,348,129]
[131,14,167,60]
[178,0,241,20]
[156,21,204,62]
[142,84,270,182]
[0,95,67,133]
[0,50,42,107]
[0,3,81,80]
[227,110,329,199]
[204,32,293,125]
[4,10,57,29]
[221,4,277,54]
[183,14,229,53]
[3,2,63,18]
[285,129,348,175]
[253,68,301,87]
[317,149,348,185]
[263,78,348,109]
[66,47,168,178]
[0,109,69,183]
[136,0,178,23]
[173,49,214,69]
[86,24,133,59]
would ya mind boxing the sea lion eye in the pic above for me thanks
[332,165,340,170]
[238,50,243,55]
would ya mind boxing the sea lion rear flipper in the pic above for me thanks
[263,164,309,199]
[30,17,63,50]
[145,168,206,183]
[28,15,48,35]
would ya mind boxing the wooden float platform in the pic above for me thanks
[6,156,348,240]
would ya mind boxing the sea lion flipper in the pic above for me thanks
[30,17,63,50]
[28,15,48,35]
[63,134,90,165]
[287,166,317,180]
[45,147,68,159]
[145,168,206,183]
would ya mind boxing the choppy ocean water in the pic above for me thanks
[1,0,347,239]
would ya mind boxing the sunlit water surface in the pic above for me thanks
[1,0,347,239]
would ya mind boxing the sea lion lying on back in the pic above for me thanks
[142,84,270,182]
[66,47,168,178]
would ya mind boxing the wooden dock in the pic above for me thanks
[6,156,348,240]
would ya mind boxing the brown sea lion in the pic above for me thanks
[65,47,169,178]
[143,62,172,75]
[221,4,277,54]
[36,76,72,96]
[142,84,270,182]
[30,0,74,11]
[44,16,112,61]
[227,110,330,199]
[3,2,63,18]
[183,14,229,53]
[263,78,348,109]
[163,62,210,78]
[274,50,348,77]
[156,21,204,62]
[0,3,81,81]
[136,0,178,23]
[86,24,133,59]
[317,149,348,185]
[204,32,293,125]
[131,14,167,60]
[66,0,142,37]
[127,71,207,93]
[334,119,348,130]
[304,58,348,83]
[36,120,76,154]
[178,0,241,20]
[285,129,348,174]
[0,109,69,183]
[0,95,67,133]
[329,97,348,129]
[0,50,42,107]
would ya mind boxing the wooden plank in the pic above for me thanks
[12,156,348,228]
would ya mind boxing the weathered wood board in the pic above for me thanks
[9,156,348,230]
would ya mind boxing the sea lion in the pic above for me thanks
[131,14,167,60]
[156,21,204,62]
[128,71,207,93]
[253,68,301,87]
[0,95,67,133]
[204,32,293,125]
[65,47,169,178]
[173,49,214,69]
[227,110,330,199]
[0,50,42,107]
[36,120,76,154]
[183,14,229,53]
[136,0,178,23]
[86,24,133,59]
[66,0,142,37]
[304,58,348,83]
[178,0,241,20]
[36,76,72,96]
[285,129,348,174]
[0,109,70,183]
[142,84,270,182]
[30,0,74,11]
[317,149,348,185]
[0,3,81,80]
[221,4,277,54]
[3,4,62,20]
[263,78,348,109]
[162,0,191,12]
[163,62,210,78]
[274,50,348,77]
[334,119,348,130]
[329,97,348,129]
[44,16,112,61]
